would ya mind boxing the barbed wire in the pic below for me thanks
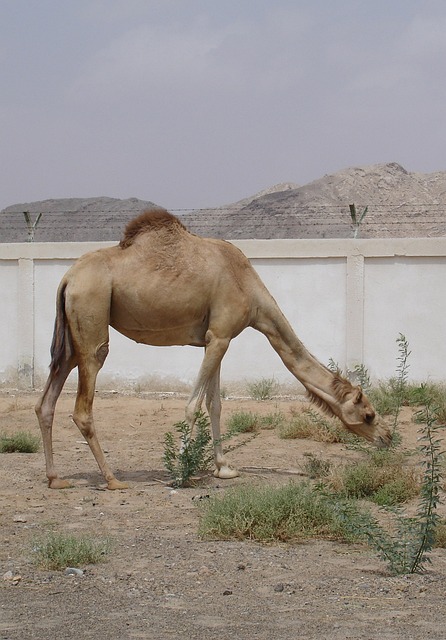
[2,203,446,231]
[3,203,446,213]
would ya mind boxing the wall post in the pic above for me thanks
[345,252,365,370]
[17,257,34,390]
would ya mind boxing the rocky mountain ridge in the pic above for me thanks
[1,163,445,241]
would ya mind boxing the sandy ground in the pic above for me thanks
[1,391,446,640]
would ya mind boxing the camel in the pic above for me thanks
[35,208,391,490]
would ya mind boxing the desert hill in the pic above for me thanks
[1,163,446,242]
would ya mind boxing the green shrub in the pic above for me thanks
[163,412,214,487]
[226,411,259,434]
[226,410,286,435]
[0,431,40,453]
[246,378,277,400]
[198,481,359,543]
[434,520,446,548]
[301,453,332,479]
[330,450,419,506]
[327,359,371,391]
[332,404,444,574]
[278,408,355,444]
[33,532,111,570]
[259,411,286,430]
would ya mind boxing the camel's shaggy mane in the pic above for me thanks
[307,374,356,419]
[119,209,186,248]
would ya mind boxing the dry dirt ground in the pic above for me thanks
[1,391,446,640]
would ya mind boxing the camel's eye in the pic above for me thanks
[365,411,375,424]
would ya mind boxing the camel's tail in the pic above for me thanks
[49,281,72,375]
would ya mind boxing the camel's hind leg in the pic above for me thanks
[36,358,76,489]
[73,349,128,490]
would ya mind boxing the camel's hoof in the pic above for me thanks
[107,478,129,490]
[48,477,72,490]
[213,466,240,479]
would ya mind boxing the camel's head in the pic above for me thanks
[307,375,391,448]
[335,381,391,448]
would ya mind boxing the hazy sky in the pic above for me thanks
[1,0,446,211]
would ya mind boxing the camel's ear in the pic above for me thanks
[353,388,363,404]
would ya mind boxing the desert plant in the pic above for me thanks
[434,520,446,548]
[246,377,277,400]
[259,410,287,430]
[327,358,371,392]
[226,411,259,434]
[0,430,40,453]
[329,449,419,507]
[33,532,111,570]
[198,481,358,543]
[332,403,443,574]
[163,412,214,487]
[327,357,342,374]
[350,363,372,392]
[278,408,355,444]
[301,453,332,479]
[391,333,410,434]
[407,403,444,571]
[370,380,446,422]
[411,383,446,424]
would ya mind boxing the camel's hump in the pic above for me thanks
[119,209,187,248]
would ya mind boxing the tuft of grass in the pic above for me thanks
[226,410,286,435]
[259,410,287,430]
[301,453,332,479]
[32,532,111,570]
[329,449,419,507]
[0,430,40,453]
[198,481,359,543]
[434,520,446,548]
[278,408,356,444]
[226,411,259,434]
[246,377,277,401]
[332,402,444,574]
[163,412,214,488]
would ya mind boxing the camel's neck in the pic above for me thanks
[253,300,339,411]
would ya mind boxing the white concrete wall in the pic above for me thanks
[1,238,446,390]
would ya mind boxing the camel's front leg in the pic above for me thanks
[205,367,239,479]
[186,333,239,479]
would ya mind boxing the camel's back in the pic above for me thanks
[116,209,256,284]
[119,209,186,249]
[61,209,274,343]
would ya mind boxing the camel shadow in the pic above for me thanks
[67,468,171,488]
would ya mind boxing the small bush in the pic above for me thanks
[259,411,286,430]
[370,380,446,417]
[334,405,444,574]
[246,378,277,400]
[226,411,259,434]
[434,520,446,548]
[33,532,111,570]
[198,481,359,543]
[278,408,355,444]
[301,453,332,479]
[330,451,419,506]
[368,380,400,416]
[327,359,371,391]
[163,412,214,487]
[0,431,40,453]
